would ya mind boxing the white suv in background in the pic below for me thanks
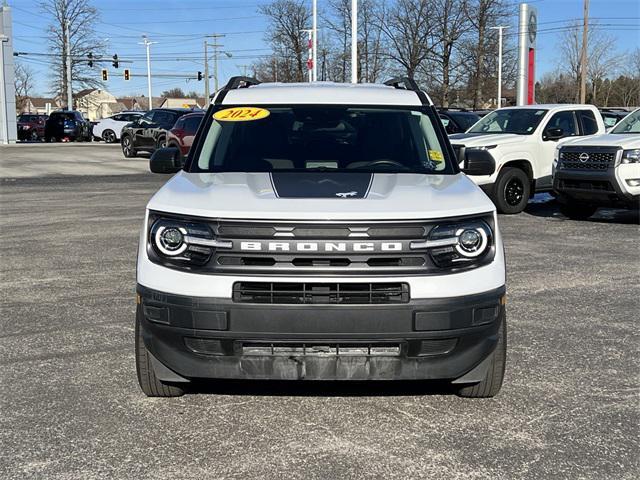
[92,111,144,143]
[450,105,605,213]
[553,108,640,219]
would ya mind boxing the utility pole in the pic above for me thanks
[139,35,156,110]
[312,0,317,82]
[351,0,357,83]
[65,20,72,110]
[203,40,209,99]
[0,34,8,144]
[491,26,508,108]
[579,0,589,103]
[206,34,225,92]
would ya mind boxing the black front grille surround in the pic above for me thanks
[233,282,410,304]
[559,146,619,171]
[147,213,496,276]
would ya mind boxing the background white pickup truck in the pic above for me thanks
[450,104,605,213]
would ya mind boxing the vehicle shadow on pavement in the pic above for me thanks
[186,379,456,397]
[524,198,639,225]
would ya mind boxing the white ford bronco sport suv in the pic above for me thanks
[136,77,507,398]
[553,108,640,219]
[450,104,605,214]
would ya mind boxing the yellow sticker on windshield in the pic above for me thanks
[213,107,270,122]
[428,150,444,162]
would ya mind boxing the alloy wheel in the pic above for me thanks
[504,178,524,206]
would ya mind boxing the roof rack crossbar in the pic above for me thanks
[212,76,261,104]
[383,77,429,106]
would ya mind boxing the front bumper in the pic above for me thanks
[137,284,506,382]
[553,167,639,208]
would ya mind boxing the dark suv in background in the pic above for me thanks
[17,114,48,141]
[44,110,92,142]
[166,111,204,159]
[438,109,481,135]
[120,108,196,158]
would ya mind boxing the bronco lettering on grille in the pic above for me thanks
[239,241,404,252]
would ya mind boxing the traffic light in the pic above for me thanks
[112,54,119,68]
[197,71,203,81]
[101,69,108,81]
[88,52,93,68]
[124,69,130,81]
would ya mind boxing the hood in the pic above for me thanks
[449,133,526,148]
[560,133,640,149]
[147,171,495,220]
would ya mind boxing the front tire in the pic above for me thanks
[491,167,531,214]
[457,318,507,398]
[121,135,137,158]
[102,129,117,144]
[559,202,598,220]
[135,313,184,397]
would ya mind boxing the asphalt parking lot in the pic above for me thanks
[1,144,638,479]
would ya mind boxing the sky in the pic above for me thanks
[7,0,640,99]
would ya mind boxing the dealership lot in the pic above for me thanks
[1,145,638,479]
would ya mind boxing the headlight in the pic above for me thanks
[621,149,640,164]
[467,145,497,151]
[148,215,231,268]
[411,218,494,269]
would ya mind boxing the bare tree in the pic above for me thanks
[258,0,311,82]
[378,0,437,80]
[557,21,623,103]
[426,0,470,106]
[323,0,386,82]
[464,0,507,109]
[40,0,105,106]
[161,88,186,98]
[14,62,35,112]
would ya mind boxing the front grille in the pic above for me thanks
[558,179,615,192]
[212,220,439,275]
[559,148,618,170]
[233,282,410,304]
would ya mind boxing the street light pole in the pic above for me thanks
[0,34,8,145]
[312,0,317,82]
[491,26,508,108]
[139,35,156,110]
[65,20,72,110]
[351,0,357,83]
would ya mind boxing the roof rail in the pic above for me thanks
[383,77,429,105]
[213,76,261,105]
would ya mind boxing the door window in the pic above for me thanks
[184,116,203,134]
[545,111,578,138]
[577,110,599,135]
[154,111,177,128]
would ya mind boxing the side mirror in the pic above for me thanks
[150,147,182,174]
[462,149,496,176]
[544,127,564,141]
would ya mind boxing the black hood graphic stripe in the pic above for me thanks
[270,172,373,199]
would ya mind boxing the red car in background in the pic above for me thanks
[17,113,48,141]
[166,112,204,158]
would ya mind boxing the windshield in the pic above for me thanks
[467,108,548,135]
[611,109,640,134]
[192,106,454,174]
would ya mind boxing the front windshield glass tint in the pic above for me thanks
[194,106,453,174]
[467,108,548,135]
[611,110,640,134]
